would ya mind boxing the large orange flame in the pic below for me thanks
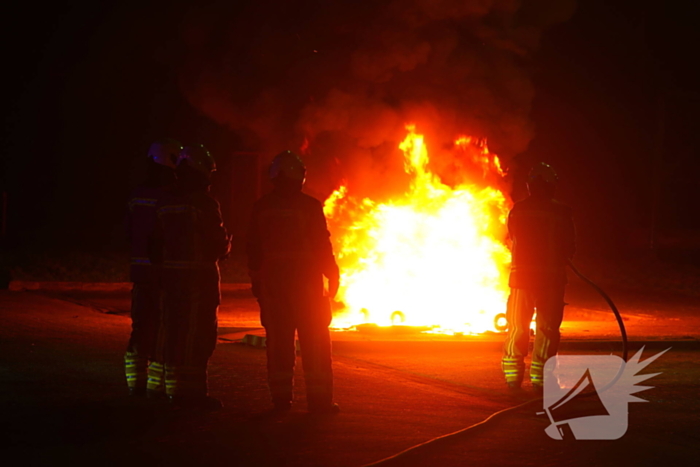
[325,125,511,334]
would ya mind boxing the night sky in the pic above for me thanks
[2,1,699,260]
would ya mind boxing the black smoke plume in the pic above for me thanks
[177,0,576,199]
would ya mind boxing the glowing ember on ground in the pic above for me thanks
[324,125,512,334]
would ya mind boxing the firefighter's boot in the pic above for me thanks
[146,361,166,399]
[530,360,545,390]
[124,351,148,396]
[502,357,525,389]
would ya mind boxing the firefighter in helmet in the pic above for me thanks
[151,143,231,409]
[124,139,181,397]
[502,162,576,390]
[247,150,340,414]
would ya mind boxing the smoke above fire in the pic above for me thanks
[177,0,576,198]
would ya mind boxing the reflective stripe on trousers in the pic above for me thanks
[530,361,545,386]
[147,361,165,393]
[161,269,219,397]
[124,351,148,389]
[502,286,564,384]
[501,357,525,384]
[164,364,208,397]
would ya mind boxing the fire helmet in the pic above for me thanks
[148,139,182,169]
[269,150,306,182]
[528,162,558,184]
[527,162,558,196]
[178,144,216,175]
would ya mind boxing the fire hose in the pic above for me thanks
[361,261,628,466]
[493,260,628,362]
[566,259,628,362]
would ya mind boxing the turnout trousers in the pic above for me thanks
[124,280,166,393]
[502,285,565,386]
[161,267,220,397]
[261,294,333,409]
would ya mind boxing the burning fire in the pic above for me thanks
[324,125,512,334]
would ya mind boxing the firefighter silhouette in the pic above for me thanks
[150,144,230,409]
[247,150,340,414]
[502,162,576,390]
[124,139,181,397]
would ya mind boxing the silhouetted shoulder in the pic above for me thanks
[299,192,324,210]
[191,191,221,211]
[252,192,277,209]
[253,191,323,212]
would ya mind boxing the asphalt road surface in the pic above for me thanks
[1,285,698,466]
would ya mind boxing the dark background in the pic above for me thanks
[521,0,700,259]
[2,1,699,269]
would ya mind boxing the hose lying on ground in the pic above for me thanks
[361,261,629,466]
[361,397,542,467]
[566,259,628,362]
